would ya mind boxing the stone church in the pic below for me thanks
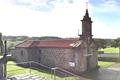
[12,9,98,74]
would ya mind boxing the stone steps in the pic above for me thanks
[8,73,48,80]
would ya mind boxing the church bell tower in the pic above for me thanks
[80,8,93,42]
[79,4,97,70]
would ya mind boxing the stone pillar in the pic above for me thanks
[0,62,4,80]
[0,33,6,80]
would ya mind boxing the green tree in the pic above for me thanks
[94,39,107,49]
[111,38,120,56]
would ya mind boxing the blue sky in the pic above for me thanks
[0,0,120,39]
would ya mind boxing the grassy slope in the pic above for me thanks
[7,61,29,76]
[8,61,117,79]
[7,61,76,80]
[100,47,119,53]
[98,61,117,68]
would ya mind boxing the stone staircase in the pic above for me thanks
[7,73,48,80]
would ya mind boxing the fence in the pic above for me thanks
[7,61,81,80]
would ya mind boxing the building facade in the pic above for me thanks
[12,9,98,74]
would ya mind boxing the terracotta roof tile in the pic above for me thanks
[16,39,81,48]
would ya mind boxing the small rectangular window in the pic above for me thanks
[21,50,23,56]
[69,62,75,67]
[69,54,75,67]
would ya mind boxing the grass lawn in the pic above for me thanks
[7,61,77,80]
[98,61,117,68]
[100,47,119,53]
[7,61,29,76]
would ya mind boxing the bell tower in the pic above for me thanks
[79,2,94,70]
[80,3,93,43]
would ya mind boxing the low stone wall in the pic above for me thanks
[98,57,120,62]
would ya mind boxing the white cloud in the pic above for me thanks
[0,0,120,39]
[9,0,76,12]
[92,0,119,13]
[0,0,87,38]
[92,17,120,39]
[90,0,120,38]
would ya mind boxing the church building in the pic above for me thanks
[12,8,98,74]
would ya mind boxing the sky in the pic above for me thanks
[0,0,120,39]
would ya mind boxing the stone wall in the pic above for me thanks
[12,48,29,63]
[11,41,98,74]
[39,48,74,68]
[89,42,98,69]
[35,47,88,74]
[74,47,87,73]
[27,48,40,62]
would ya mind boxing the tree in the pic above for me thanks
[111,38,120,56]
[94,39,107,49]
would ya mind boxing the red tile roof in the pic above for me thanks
[16,39,82,48]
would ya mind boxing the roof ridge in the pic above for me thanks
[15,40,29,47]
[16,38,81,48]
[33,38,79,41]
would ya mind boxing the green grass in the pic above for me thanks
[98,61,117,68]
[7,61,30,76]
[7,40,22,48]
[7,61,77,80]
[100,47,119,53]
